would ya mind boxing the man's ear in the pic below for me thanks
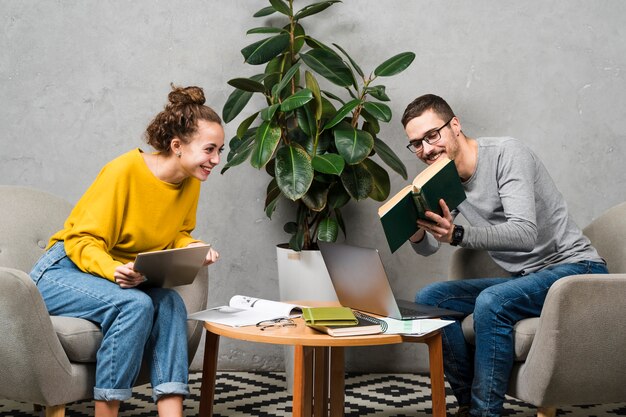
[451,116,462,136]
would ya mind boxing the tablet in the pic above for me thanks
[133,244,210,288]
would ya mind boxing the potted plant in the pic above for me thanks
[221,0,413,300]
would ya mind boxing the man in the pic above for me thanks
[401,94,607,417]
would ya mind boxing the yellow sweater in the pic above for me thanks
[49,148,201,281]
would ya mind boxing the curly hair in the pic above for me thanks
[145,84,222,152]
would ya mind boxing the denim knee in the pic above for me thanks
[415,281,450,305]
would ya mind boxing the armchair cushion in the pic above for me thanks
[462,315,539,361]
[50,316,102,363]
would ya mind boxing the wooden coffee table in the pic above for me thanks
[198,305,447,417]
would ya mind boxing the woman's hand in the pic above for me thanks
[114,262,146,288]
[187,242,220,266]
[416,199,455,244]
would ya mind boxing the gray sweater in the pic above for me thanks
[412,137,603,275]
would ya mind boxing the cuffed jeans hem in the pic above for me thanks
[94,387,133,402]
[152,382,190,402]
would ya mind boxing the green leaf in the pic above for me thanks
[323,98,360,130]
[220,134,255,174]
[328,183,351,209]
[334,127,374,165]
[261,103,280,121]
[305,71,323,120]
[284,221,298,234]
[362,158,391,201]
[241,34,290,65]
[251,121,281,169]
[301,48,354,87]
[227,77,266,93]
[362,101,392,122]
[253,6,276,17]
[332,43,364,78]
[274,61,301,97]
[321,89,345,104]
[275,145,314,200]
[280,89,314,111]
[265,178,282,219]
[269,0,291,16]
[340,162,373,201]
[366,85,390,101]
[334,207,346,237]
[301,181,329,212]
[247,27,286,35]
[295,106,312,137]
[373,137,408,180]
[289,229,305,251]
[317,217,338,242]
[222,88,254,123]
[312,153,345,175]
[236,112,259,139]
[294,1,340,19]
[374,51,416,77]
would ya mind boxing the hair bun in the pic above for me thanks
[168,85,206,106]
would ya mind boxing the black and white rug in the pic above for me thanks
[2,372,626,416]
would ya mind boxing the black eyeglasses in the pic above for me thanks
[256,317,296,331]
[406,117,453,154]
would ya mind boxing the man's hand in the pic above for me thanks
[187,242,220,266]
[416,198,455,244]
[114,262,146,288]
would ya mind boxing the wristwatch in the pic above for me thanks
[450,225,464,246]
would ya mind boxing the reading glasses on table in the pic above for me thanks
[406,117,453,153]
[256,317,296,331]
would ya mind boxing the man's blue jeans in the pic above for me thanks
[415,260,608,417]
[30,241,190,402]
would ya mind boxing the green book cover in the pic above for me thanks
[378,157,466,253]
[302,306,358,326]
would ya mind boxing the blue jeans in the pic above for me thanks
[415,260,608,417]
[30,242,190,402]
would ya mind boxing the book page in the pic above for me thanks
[378,184,413,217]
[379,318,455,335]
[229,295,301,317]
[187,295,302,327]
[411,156,451,190]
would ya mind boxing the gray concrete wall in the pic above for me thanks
[2,1,625,373]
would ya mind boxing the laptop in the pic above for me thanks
[318,242,464,320]
[133,244,210,288]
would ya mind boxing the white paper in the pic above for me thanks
[187,295,302,327]
[380,318,455,335]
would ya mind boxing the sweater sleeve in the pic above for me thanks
[61,166,127,281]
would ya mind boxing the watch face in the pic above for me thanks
[452,225,464,246]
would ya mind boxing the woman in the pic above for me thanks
[29,85,224,417]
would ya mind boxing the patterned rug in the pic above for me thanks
[2,371,626,417]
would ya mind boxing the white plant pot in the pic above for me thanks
[276,244,338,303]
[276,244,338,392]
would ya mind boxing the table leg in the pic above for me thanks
[426,333,447,417]
[313,347,329,417]
[199,330,220,417]
[293,345,314,417]
[328,347,345,417]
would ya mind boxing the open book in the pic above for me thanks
[378,156,466,253]
[187,295,302,327]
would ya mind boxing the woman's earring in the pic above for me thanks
[176,151,182,158]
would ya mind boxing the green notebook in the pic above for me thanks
[302,307,358,326]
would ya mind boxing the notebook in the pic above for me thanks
[318,242,464,320]
[133,244,210,288]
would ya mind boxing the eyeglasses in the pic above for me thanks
[406,117,453,154]
[256,317,296,331]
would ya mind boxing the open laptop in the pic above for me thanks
[318,242,464,320]
[133,244,210,288]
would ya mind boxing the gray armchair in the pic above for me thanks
[449,202,626,417]
[0,185,208,417]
